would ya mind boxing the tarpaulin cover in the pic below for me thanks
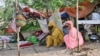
[37,19,49,33]
[61,1,95,18]
[49,10,63,31]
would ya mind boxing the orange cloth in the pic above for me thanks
[60,1,95,18]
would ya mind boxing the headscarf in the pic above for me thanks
[48,21,59,32]
[64,20,84,49]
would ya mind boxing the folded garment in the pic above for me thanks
[19,41,33,47]
[37,33,48,41]
[20,43,33,48]
[0,36,11,42]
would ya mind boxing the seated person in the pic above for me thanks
[62,19,70,35]
[64,20,84,49]
[46,21,64,47]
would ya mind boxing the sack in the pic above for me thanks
[16,15,26,21]
[16,20,26,27]
[16,14,26,27]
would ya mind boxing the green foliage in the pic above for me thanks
[0,29,6,35]
[20,0,64,11]
[0,0,13,29]
[20,0,95,11]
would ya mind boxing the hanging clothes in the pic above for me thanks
[46,21,64,47]
[64,20,84,49]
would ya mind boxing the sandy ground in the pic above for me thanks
[0,42,100,56]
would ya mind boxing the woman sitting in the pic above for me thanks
[64,20,84,49]
[46,21,64,47]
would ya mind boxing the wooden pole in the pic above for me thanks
[76,0,80,52]
[17,27,20,56]
[46,5,49,24]
[45,1,49,24]
[15,0,21,56]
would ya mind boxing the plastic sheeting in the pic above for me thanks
[0,36,11,42]
[37,10,63,32]
[37,19,49,33]
[92,12,100,20]
[49,10,63,31]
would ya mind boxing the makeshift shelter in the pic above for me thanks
[1,0,100,56]
[18,0,100,44]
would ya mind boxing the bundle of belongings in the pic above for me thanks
[22,6,42,19]
[0,36,12,49]
[18,31,46,48]
[23,6,53,19]
[20,30,48,48]
[32,30,48,45]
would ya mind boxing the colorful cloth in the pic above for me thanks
[64,20,84,49]
[46,21,64,47]
[26,36,39,44]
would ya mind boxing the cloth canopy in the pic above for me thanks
[61,1,96,18]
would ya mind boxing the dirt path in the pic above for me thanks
[0,42,100,56]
